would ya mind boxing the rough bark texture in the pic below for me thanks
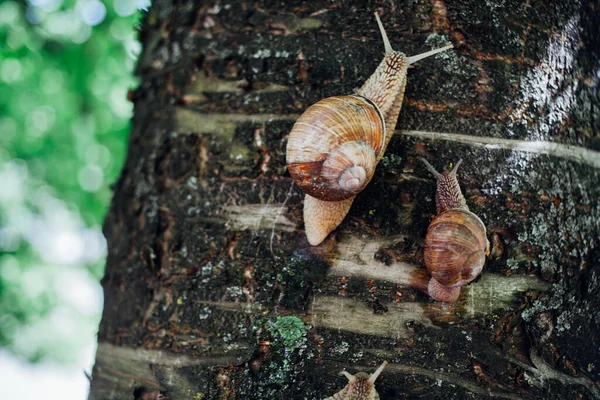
[89,1,600,399]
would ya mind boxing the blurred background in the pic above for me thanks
[0,0,149,398]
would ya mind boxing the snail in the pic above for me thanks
[286,13,453,246]
[325,361,387,400]
[421,158,490,302]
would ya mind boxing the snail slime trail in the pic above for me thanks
[421,158,490,303]
[286,13,453,246]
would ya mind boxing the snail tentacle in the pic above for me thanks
[368,361,388,383]
[374,12,393,54]
[407,44,454,65]
[420,157,443,179]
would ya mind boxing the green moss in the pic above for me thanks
[268,316,308,350]
[240,316,310,392]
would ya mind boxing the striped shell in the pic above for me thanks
[424,209,490,287]
[286,95,386,201]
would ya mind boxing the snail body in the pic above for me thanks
[421,159,490,302]
[286,13,453,245]
[325,361,387,400]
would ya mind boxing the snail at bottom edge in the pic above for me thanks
[421,158,490,303]
[325,361,387,400]
[285,13,454,246]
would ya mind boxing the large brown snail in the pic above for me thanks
[421,158,490,302]
[286,13,453,245]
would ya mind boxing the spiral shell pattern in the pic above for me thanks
[286,95,386,201]
[424,209,490,287]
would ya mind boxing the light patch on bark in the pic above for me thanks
[89,342,249,400]
[187,72,244,98]
[267,12,323,35]
[175,108,299,136]
[223,204,297,232]
[96,342,247,367]
[325,235,420,285]
[323,235,548,319]
[310,295,435,339]
[309,276,547,337]
[460,274,548,317]
[508,16,580,140]
[184,72,291,104]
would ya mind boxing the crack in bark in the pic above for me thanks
[504,351,600,399]
[384,362,524,400]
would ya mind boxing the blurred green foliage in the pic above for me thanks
[0,0,145,364]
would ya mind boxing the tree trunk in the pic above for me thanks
[89,1,600,399]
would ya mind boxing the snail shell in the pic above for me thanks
[286,95,385,201]
[286,13,453,246]
[421,158,490,302]
[425,209,488,291]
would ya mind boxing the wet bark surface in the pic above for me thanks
[89,1,600,399]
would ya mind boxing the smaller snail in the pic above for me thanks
[325,361,387,400]
[421,158,490,302]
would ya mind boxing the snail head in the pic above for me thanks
[420,158,468,214]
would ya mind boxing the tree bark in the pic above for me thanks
[89,1,600,399]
